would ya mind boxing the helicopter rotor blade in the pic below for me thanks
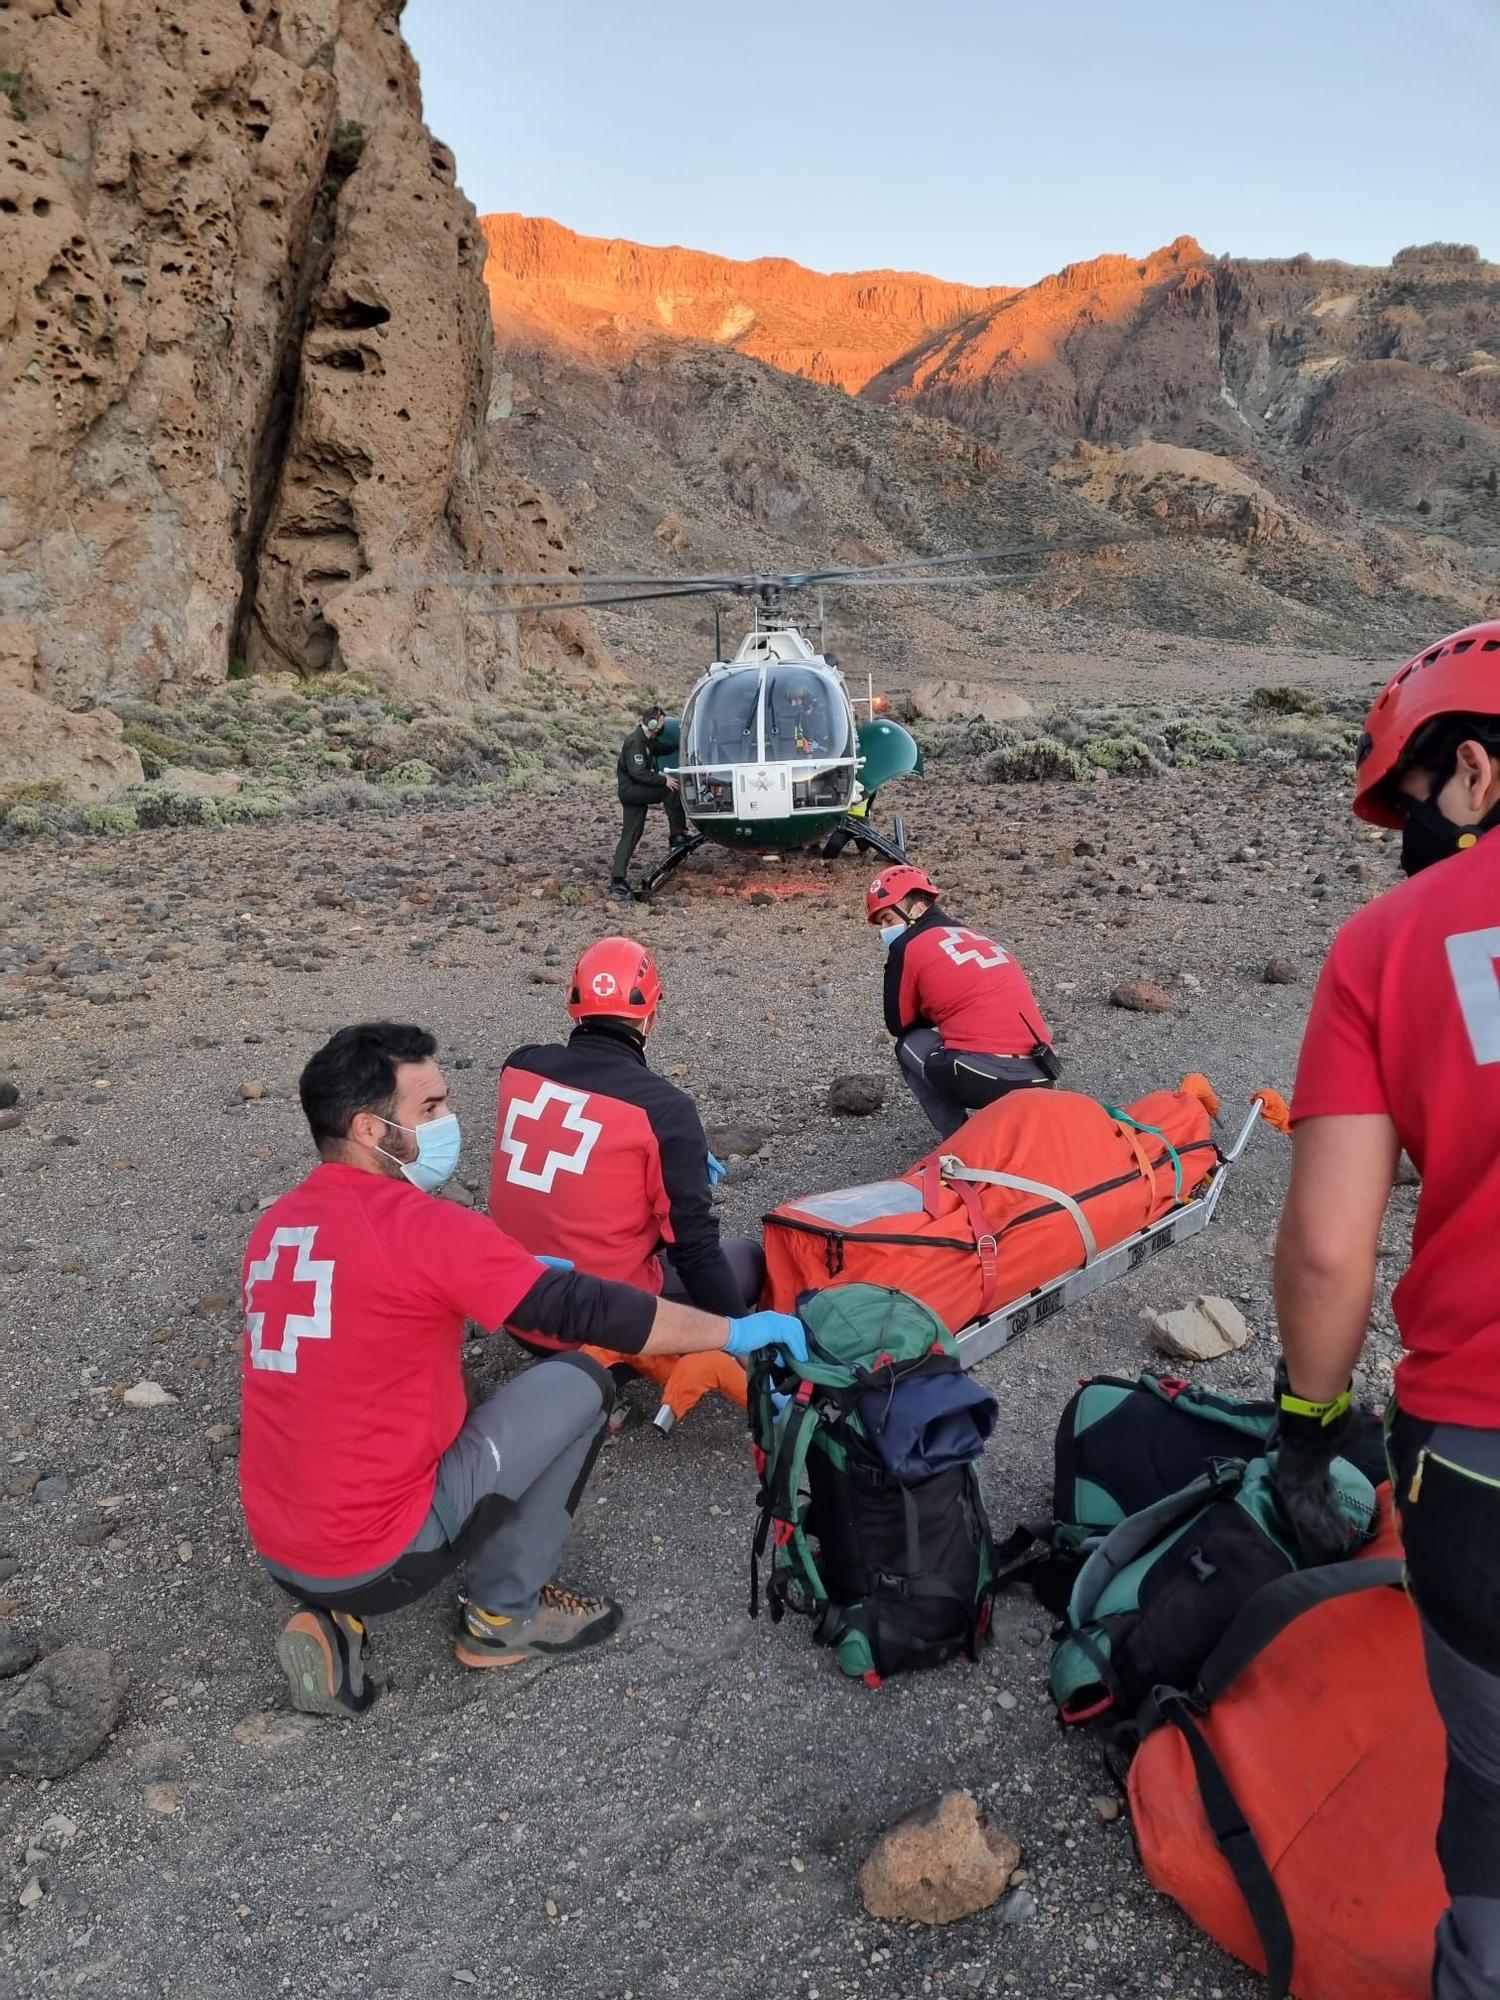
[782,531,1137,587]
[431,570,749,591]
[414,532,1136,600]
[465,581,740,617]
[826,570,1038,590]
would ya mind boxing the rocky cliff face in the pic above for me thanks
[0,0,584,794]
[481,213,1015,393]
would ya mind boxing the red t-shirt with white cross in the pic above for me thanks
[1292,834,1500,1424]
[239,1163,543,1578]
[896,921,1051,1055]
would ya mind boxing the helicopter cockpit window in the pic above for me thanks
[682,676,760,767]
[761,668,850,764]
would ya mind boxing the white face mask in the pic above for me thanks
[878,920,905,951]
[374,1112,462,1193]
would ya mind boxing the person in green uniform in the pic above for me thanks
[610,704,690,898]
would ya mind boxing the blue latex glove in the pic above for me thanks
[536,1255,574,1271]
[706,1152,727,1188]
[725,1311,808,1363]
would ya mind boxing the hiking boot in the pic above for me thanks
[275,1606,375,1717]
[454,1583,624,1670]
[608,878,633,902]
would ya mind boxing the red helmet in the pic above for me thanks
[1354,620,1500,827]
[567,936,663,1022]
[866,864,939,924]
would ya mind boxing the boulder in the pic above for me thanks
[1147,1294,1253,1362]
[0,690,142,803]
[1109,980,1175,1014]
[0,1645,126,1779]
[860,1790,1020,1926]
[829,1075,885,1117]
[704,1123,771,1158]
[1263,956,1299,985]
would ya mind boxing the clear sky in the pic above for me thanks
[404,0,1499,288]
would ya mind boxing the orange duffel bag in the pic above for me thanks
[1128,1501,1446,2000]
[762,1077,1220,1329]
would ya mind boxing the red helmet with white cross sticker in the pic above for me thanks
[567,937,663,1022]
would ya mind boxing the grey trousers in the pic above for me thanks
[896,1026,1054,1140]
[1389,1411,1500,2000]
[272,1353,612,1623]
[659,1238,766,1314]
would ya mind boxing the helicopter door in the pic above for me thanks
[732,763,793,818]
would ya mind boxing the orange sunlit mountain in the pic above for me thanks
[480,213,1015,393]
[481,217,1500,652]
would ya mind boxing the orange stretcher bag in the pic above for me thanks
[762,1079,1219,1330]
[1127,1502,1446,2000]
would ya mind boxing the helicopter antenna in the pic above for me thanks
[818,587,826,655]
[714,606,722,662]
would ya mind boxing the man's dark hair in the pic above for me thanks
[1399,711,1500,788]
[642,703,665,724]
[299,1022,437,1151]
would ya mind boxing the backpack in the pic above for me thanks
[1128,1503,1443,2000]
[748,1284,999,1685]
[1050,1370,1390,1537]
[1046,1453,1380,1724]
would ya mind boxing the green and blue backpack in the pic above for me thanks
[748,1284,999,1685]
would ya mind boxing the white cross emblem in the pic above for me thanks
[244,1226,335,1376]
[590,971,618,999]
[499,1079,604,1193]
[938,925,1009,971]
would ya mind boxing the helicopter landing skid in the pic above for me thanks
[822,813,908,865]
[637,832,706,897]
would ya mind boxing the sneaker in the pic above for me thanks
[454,1582,624,1670]
[608,879,633,901]
[275,1606,376,1717]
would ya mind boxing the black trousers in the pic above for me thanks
[895,1027,1056,1140]
[612,792,688,880]
[1388,1405,1500,1999]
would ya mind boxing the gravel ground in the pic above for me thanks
[0,753,1415,1999]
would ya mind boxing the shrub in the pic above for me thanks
[122,723,191,763]
[128,784,221,828]
[374,757,438,790]
[5,804,44,835]
[0,778,64,813]
[981,735,1089,783]
[1082,733,1158,775]
[1249,684,1326,717]
[79,804,139,835]
[217,792,285,824]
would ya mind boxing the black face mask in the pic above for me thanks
[1398,794,1486,877]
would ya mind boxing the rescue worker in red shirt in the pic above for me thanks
[241,1021,805,1718]
[867,864,1059,1139]
[1272,619,1500,2000]
[491,937,763,1319]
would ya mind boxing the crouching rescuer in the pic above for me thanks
[239,1022,804,1715]
[1272,619,1500,1999]
[867,865,1059,1139]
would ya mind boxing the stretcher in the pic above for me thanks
[953,1094,1276,1372]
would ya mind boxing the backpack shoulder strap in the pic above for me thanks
[1157,1697,1295,2000]
[1067,1462,1247,1631]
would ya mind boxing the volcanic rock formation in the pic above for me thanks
[0,0,593,773]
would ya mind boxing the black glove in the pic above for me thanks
[1269,1359,1358,1567]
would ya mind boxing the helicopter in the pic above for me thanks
[451,538,1125,894]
